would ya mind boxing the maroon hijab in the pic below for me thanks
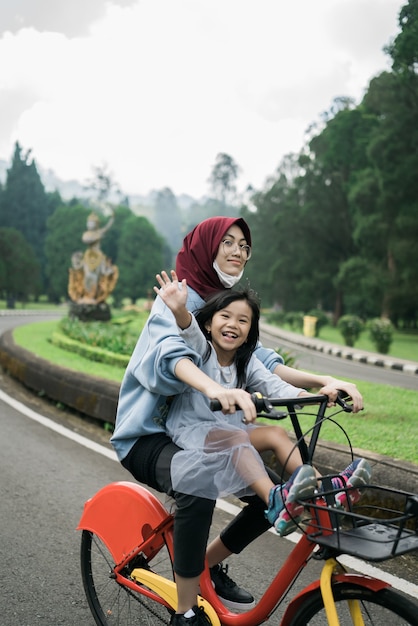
[176,216,252,299]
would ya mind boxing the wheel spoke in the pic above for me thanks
[80,530,174,625]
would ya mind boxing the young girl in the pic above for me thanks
[154,271,319,536]
[155,271,371,535]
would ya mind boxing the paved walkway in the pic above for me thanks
[260,322,418,376]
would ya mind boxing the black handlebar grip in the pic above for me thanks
[209,394,273,413]
[209,399,223,411]
[336,393,353,412]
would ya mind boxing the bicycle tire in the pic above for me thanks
[288,582,418,626]
[80,529,175,626]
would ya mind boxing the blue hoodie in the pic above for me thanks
[110,286,283,461]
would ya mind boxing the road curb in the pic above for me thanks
[0,329,119,423]
[260,322,418,376]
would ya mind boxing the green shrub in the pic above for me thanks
[264,310,287,326]
[368,318,394,354]
[337,315,364,347]
[285,312,304,332]
[50,331,130,367]
[58,316,143,355]
[275,347,297,368]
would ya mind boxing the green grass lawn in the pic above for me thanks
[0,299,66,311]
[13,320,126,382]
[11,320,418,465]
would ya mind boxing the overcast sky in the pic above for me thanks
[0,0,404,199]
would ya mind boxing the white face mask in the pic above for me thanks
[213,260,244,288]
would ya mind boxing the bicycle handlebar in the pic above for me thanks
[209,391,353,415]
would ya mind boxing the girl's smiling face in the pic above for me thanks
[205,299,253,366]
[214,224,251,277]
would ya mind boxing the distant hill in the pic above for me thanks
[0,159,8,184]
[0,157,90,200]
[0,158,201,210]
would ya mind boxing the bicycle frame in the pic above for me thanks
[77,480,391,626]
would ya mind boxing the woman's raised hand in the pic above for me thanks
[154,270,187,309]
[154,270,191,329]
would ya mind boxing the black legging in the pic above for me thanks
[122,433,279,577]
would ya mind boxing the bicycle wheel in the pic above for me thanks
[289,583,418,626]
[80,529,175,626]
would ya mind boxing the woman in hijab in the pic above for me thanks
[111,216,363,625]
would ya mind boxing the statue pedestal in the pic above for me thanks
[69,301,112,322]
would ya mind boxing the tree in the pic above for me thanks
[385,0,418,73]
[361,69,418,320]
[101,205,133,267]
[360,0,418,322]
[242,9,418,323]
[208,153,241,207]
[84,163,122,205]
[242,155,305,307]
[0,227,41,305]
[114,215,165,303]
[0,142,52,290]
[44,203,91,302]
[153,187,183,261]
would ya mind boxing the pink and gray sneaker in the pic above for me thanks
[265,465,317,536]
[331,458,371,509]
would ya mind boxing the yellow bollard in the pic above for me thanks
[303,315,318,337]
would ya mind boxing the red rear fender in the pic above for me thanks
[77,481,172,563]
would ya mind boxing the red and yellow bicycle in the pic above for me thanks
[78,394,418,625]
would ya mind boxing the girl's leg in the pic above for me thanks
[174,575,200,614]
[249,425,321,479]
[204,427,270,491]
[248,424,303,475]
[205,426,317,527]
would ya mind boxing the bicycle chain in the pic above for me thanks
[122,579,171,624]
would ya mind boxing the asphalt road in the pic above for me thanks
[1,378,417,626]
[1,312,418,624]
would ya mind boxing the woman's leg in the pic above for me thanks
[122,434,215,613]
[215,465,280,555]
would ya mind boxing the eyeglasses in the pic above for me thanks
[221,239,252,260]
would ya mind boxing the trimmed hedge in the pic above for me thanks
[50,331,130,367]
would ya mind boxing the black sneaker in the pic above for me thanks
[170,605,212,624]
[209,563,255,610]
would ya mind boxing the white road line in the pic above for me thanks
[2,388,418,600]
[0,388,117,461]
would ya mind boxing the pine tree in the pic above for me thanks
[0,142,51,288]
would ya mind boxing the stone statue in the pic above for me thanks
[68,212,119,320]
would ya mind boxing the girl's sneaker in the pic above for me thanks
[265,465,317,536]
[331,458,371,509]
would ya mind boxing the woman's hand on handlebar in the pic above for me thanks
[208,387,257,423]
[319,379,363,413]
